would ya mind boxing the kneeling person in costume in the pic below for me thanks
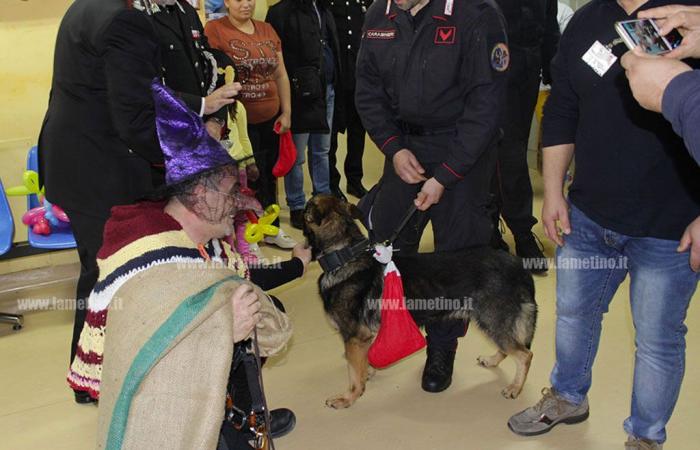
[94,82,292,450]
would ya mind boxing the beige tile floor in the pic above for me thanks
[1,144,699,450]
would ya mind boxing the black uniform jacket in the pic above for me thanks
[328,0,373,91]
[267,0,345,134]
[153,0,228,124]
[355,0,509,187]
[38,0,162,219]
[495,0,559,83]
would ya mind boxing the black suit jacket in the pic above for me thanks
[38,0,162,219]
[153,1,228,124]
[267,0,345,133]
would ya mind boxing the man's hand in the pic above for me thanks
[414,177,444,211]
[392,149,427,184]
[205,119,223,140]
[246,163,260,182]
[292,243,312,273]
[274,112,291,134]
[620,47,691,112]
[678,215,700,272]
[541,193,571,247]
[231,284,261,343]
[639,5,700,59]
[204,82,242,115]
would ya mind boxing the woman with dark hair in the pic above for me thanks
[205,0,297,249]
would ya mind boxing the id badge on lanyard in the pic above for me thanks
[582,38,624,77]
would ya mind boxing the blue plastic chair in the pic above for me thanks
[26,146,76,249]
[0,178,23,330]
[0,178,14,256]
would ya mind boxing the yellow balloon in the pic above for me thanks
[243,204,281,243]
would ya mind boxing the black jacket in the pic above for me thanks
[266,0,345,133]
[328,0,373,92]
[494,0,559,83]
[356,0,509,187]
[153,0,228,124]
[38,0,162,219]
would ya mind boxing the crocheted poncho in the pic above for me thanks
[67,201,248,399]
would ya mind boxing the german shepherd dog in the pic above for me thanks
[302,195,538,409]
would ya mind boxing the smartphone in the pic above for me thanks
[615,18,683,54]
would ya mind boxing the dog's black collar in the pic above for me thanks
[318,239,372,273]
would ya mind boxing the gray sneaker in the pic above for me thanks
[625,436,663,450]
[508,387,589,436]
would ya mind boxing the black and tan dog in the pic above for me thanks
[302,194,538,409]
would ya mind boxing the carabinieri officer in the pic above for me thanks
[356,0,509,393]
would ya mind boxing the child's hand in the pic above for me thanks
[246,163,260,182]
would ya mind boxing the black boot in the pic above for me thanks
[269,408,296,438]
[290,210,304,230]
[346,181,368,198]
[421,347,456,393]
[330,186,348,202]
[515,232,548,275]
[74,389,97,405]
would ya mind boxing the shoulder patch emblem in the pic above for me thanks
[366,29,396,40]
[491,43,509,72]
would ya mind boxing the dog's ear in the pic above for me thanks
[304,202,322,226]
[344,202,365,221]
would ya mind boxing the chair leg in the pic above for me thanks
[0,313,24,330]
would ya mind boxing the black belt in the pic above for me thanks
[397,121,456,136]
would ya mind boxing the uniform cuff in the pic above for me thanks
[199,98,206,117]
[379,135,404,158]
[433,163,463,188]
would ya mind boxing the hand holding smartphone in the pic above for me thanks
[615,18,684,54]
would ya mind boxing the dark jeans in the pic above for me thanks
[63,209,106,365]
[330,89,366,189]
[491,49,541,236]
[248,117,280,227]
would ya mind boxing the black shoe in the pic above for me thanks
[290,209,304,230]
[346,182,368,198]
[515,232,548,275]
[331,187,348,202]
[421,347,456,393]
[269,408,296,439]
[74,390,97,405]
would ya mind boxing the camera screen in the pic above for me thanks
[621,19,671,54]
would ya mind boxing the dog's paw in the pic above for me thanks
[477,354,500,368]
[501,384,522,399]
[366,367,377,381]
[325,395,353,409]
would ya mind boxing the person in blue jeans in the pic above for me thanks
[266,0,344,230]
[285,84,335,217]
[507,1,700,449]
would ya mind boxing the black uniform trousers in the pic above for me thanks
[329,89,366,190]
[248,117,280,227]
[64,209,107,365]
[491,47,541,236]
[362,133,495,349]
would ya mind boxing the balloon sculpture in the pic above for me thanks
[5,170,71,236]
[244,204,280,244]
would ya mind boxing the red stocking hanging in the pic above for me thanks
[272,122,297,177]
[368,246,426,369]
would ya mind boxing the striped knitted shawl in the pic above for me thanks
[68,201,248,398]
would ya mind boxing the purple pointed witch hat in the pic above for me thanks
[152,80,235,186]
